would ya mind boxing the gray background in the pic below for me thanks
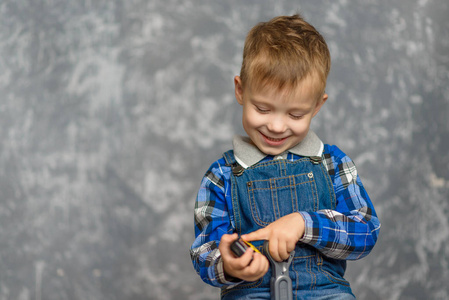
[1,0,448,299]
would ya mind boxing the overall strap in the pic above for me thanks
[223,150,236,165]
[223,150,245,177]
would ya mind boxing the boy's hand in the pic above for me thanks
[219,233,269,282]
[242,213,305,262]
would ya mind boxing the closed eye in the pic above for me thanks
[255,106,270,113]
[290,114,304,120]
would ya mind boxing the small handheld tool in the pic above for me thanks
[263,240,295,300]
[230,238,261,257]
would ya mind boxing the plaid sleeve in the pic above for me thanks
[190,158,238,287]
[299,145,381,260]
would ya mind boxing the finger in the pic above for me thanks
[241,228,268,242]
[238,247,254,267]
[269,238,282,262]
[228,247,254,272]
[259,253,270,274]
[252,253,269,271]
[242,253,269,281]
[278,241,289,261]
[252,254,269,276]
[219,233,238,257]
[287,240,296,253]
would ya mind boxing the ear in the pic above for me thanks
[312,93,328,117]
[234,76,244,105]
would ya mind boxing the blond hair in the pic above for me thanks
[240,14,331,97]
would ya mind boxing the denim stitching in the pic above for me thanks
[247,177,315,226]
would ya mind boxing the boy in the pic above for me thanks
[190,14,380,299]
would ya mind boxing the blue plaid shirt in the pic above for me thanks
[190,133,380,287]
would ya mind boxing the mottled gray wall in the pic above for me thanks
[1,0,448,299]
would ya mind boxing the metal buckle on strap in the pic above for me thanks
[309,156,322,165]
[231,162,245,176]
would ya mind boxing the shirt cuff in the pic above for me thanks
[298,211,317,245]
[216,256,243,285]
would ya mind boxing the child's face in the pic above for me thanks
[234,76,327,156]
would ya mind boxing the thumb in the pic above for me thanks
[241,228,268,242]
[219,233,238,255]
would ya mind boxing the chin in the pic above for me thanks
[259,147,285,156]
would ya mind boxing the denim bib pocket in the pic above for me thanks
[246,172,318,227]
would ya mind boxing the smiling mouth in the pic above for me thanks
[260,132,287,144]
[266,136,285,142]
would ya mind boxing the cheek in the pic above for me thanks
[290,120,311,135]
[242,109,263,128]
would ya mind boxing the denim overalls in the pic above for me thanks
[221,149,355,300]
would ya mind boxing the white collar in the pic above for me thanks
[233,131,324,169]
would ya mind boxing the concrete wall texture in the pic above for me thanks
[1,0,448,299]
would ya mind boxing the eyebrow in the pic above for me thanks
[250,98,272,106]
[250,96,313,112]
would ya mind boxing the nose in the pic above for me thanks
[267,115,287,133]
